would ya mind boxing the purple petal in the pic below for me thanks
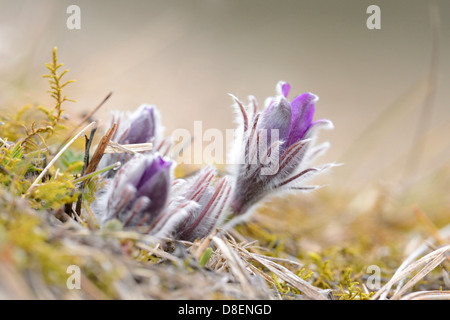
[276,81,291,98]
[286,92,318,147]
[258,96,292,143]
[125,155,171,217]
[124,105,155,144]
[136,156,171,194]
[136,155,167,183]
[137,169,170,214]
[108,154,172,226]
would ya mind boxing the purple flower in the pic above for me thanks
[91,81,336,241]
[98,104,173,176]
[227,81,335,219]
[94,157,232,241]
[119,104,157,145]
[94,153,173,228]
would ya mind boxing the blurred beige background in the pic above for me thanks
[1,0,449,188]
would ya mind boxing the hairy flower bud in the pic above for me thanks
[94,153,172,228]
[173,166,232,241]
[97,104,173,177]
[227,81,336,222]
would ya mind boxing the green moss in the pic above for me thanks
[1,194,76,286]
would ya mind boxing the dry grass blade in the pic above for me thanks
[245,251,327,300]
[400,290,450,300]
[104,142,153,154]
[211,235,259,299]
[249,252,304,268]
[390,245,449,300]
[224,237,327,300]
[372,245,450,300]
[376,224,450,299]
[136,242,184,266]
[414,207,447,245]
[25,121,98,196]
[55,92,113,154]
[191,229,216,261]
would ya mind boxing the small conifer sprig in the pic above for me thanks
[0,48,85,213]
[42,46,77,126]
[20,47,76,151]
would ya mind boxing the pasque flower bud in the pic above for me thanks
[97,104,172,177]
[94,153,172,228]
[227,81,336,221]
